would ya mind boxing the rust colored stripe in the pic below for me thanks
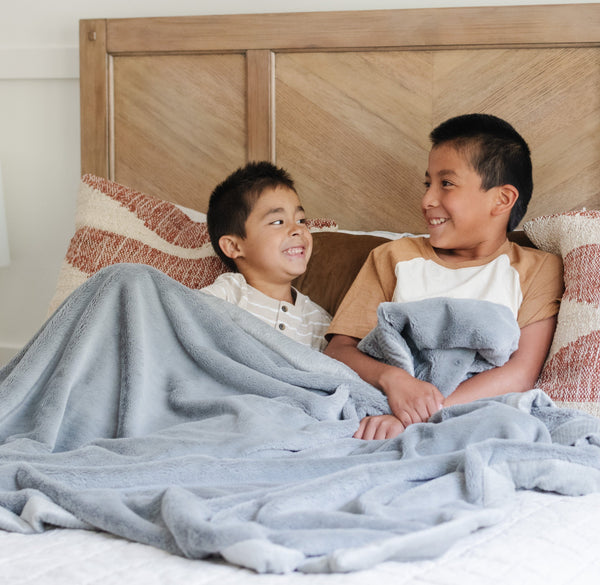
[66,227,228,289]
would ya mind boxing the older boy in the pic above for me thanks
[202,161,331,351]
[325,114,563,438]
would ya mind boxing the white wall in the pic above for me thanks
[0,0,594,364]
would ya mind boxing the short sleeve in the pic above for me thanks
[326,242,398,340]
[517,250,563,328]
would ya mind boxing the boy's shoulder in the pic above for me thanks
[506,239,562,266]
[294,288,333,319]
[505,239,563,282]
[468,239,562,281]
[201,271,246,303]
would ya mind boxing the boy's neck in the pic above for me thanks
[245,276,296,304]
[432,235,509,264]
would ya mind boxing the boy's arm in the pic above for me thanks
[325,334,444,428]
[443,315,557,407]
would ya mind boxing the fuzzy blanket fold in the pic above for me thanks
[357,299,520,397]
[1,264,600,574]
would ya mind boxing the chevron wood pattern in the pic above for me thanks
[276,49,600,233]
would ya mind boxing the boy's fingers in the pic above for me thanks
[396,410,416,428]
[353,419,367,439]
[354,416,406,440]
[383,420,405,439]
[425,400,442,418]
[354,417,377,440]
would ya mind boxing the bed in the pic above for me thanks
[2,3,600,584]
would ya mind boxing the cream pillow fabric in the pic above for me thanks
[524,210,600,417]
[48,174,227,313]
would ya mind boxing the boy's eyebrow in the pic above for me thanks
[425,169,459,178]
[261,205,305,218]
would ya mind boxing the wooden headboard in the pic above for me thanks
[80,4,600,234]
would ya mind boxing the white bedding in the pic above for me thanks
[2,490,599,585]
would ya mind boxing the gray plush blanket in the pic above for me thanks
[358,299,521,397]
[1,264,600,574]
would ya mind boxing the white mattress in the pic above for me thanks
[1,490,599,585]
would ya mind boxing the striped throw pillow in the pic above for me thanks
[524,210,600,417]
[48,174,336,314]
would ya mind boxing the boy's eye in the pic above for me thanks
[423,181,431,189]
[442,180,454,187]
[269,217,307,226]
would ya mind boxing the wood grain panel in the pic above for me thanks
[112,54,246,210]
[276,52,433,233]
[433,48,600,226]
[277,47,600,232]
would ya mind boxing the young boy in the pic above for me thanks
[202,161,331,351]
[325,114,563,439]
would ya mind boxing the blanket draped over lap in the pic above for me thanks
[357,299,521,397]
[1,264,600,574]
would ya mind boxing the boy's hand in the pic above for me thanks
[380,367,444,428]
[354,415,405,440]
[325,335,443,430]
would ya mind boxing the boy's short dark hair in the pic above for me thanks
[207,161,297,271]
[429,113,532,231]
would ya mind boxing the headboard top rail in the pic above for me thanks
[95,4,600,54]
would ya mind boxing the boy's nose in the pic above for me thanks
[291,220,309,234]
[422,188,437,209]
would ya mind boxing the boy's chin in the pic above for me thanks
[284,256,309,272]
[290,266,308,279]
[428,234,449,249]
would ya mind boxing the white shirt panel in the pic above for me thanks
[392,255,523,319]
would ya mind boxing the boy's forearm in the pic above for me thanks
[443,361,530,406]
[443,316,557,407]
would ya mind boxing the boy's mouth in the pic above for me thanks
[428,217,448,226]
[283,246,305,257]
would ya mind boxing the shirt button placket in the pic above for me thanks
[279,305,288,331]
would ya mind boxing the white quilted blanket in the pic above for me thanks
[1,490,599,585]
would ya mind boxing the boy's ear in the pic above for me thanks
[218,235,244,260]
[491,184,519,217]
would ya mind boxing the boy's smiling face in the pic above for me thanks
[422,143,507,261]
[226,186,312,299]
